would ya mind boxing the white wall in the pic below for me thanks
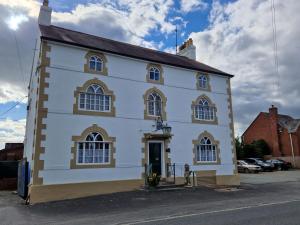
[36,42,235,185]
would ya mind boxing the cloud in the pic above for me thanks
[190,0,300,135]
[180,0,208,13]
[52,0,175,46]
[0,118,26,149]
[0,0,176,104]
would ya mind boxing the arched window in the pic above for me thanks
[196,136,217,162]
[77,132,110,164]
[79,84,111,112]
[198,75,207,89]
[194,97,215,121]
[148,92,162,116]
[89,56,103,72]
[149,67,160,81]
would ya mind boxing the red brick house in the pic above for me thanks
[242,106,300,168]
[0,143,24,161]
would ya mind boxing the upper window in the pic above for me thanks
[77,132,110,164]
[198,75,208,89]
[89,56,103,72]
[196,73,210,91]
[196,137,217,162]
[79,84,111,112]
[73,79,116,117]
[194,98,214,121]
[143,87,167,120]
[146,63,164,84]
[84,51,108,75]
[192,95,218,124]
[147,92,162,116]
[149,67,160,81]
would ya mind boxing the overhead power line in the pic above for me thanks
[0,96,27,118]
[270,0,280,99]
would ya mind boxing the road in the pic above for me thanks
[1,170,300,225]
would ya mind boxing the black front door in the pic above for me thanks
[149,143,162,175]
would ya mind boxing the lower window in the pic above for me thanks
[77,132,110,164]
[196,137,216,162]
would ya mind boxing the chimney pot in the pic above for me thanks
[178,38,196,60]
[38,0,52,26]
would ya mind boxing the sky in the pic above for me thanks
[0,0,300,149]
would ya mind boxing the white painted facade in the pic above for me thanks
[25,40,236,186]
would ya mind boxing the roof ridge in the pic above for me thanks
[49,25,198,62]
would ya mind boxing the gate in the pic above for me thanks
[17,159,29,199]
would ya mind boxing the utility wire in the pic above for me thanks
[13,31,28,91]
[0,96,27,118]
[270,0,280,99]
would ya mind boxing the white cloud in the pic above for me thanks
[190,0,300,135]
[0,118,26,149]
[5,14,29,30]
[52,0,175,46]
[180,0,208,13]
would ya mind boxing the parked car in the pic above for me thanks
[266,159,292,170]
[244,158,275,172]
[237,160,261,173]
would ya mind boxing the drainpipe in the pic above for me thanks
[289,133,296,167]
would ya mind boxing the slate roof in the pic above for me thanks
[39,25,233,77]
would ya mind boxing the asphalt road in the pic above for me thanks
[1,170,300,225]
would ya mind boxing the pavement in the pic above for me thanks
[1,170,300,225]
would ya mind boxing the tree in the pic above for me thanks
[235,137,271,159]
[251,139,271,158]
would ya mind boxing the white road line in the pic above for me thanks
[119,199,300,225]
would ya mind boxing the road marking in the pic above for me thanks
[119,199,300,225]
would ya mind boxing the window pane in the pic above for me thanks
[78,143,84,163]
[79,93,85,109]
[104,149,109,163]
[155,100,161,116]
[150,71,155,80]
[105,96,110,111]
[96,61,102,71]
[148,101,154,115]
[89,60,95,70]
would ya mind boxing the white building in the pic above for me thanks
[24,1,239,203]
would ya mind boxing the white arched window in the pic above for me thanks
[198,75,208,89]
[149,67,160,81]
[194,98,215,121]
[79,84,110,111]
[148,92,162,116]
[196,137,216,162]
[89,56,103,72]
[77,132,110,164]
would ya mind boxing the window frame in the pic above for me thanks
[79,84,112,113]
[143,87,167,121]
[196,137,217,163]
[76,133,111,165]
[192,131,220,165]
[84,51,108,75]
[146,63,164,84]
[196,73,211,91]
[70,124,116,169]
[73,79,116,117]
[191,95,218,125]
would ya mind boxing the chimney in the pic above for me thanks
[178,38,196,60]
[38,0,52,26]
[269,105,281,156]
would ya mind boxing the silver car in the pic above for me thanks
[237,160,261,173]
